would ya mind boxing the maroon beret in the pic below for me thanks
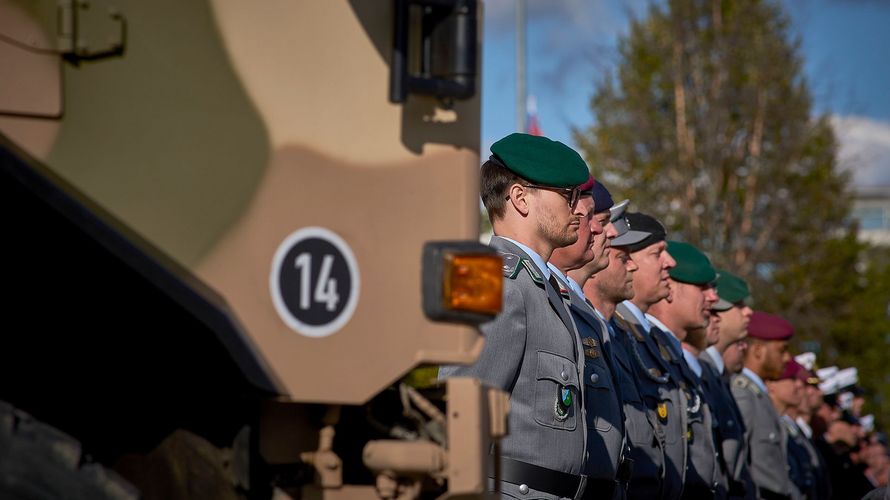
[748,311,794,341]
[579,175,595,193]
[778,359,805,381]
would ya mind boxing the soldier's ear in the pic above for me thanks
[507,183,531,216]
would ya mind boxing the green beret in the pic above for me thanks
[712,269,751,311]
[667,240,717,285]
[490,133,589,188]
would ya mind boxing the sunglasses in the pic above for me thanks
[507,183,583,208]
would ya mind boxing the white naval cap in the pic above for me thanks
[795,352,817,371]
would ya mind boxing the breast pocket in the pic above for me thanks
[758,428,782,450]
[584,360,614,432]
[625,399,655,447]
[643,389,680,446]
[534,350,580,430]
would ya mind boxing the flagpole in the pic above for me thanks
[516,0,527,133]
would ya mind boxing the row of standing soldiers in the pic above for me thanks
[439,133,888,500]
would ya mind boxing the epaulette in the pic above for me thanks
[613,311,646,342]
[732,375,762,395]
[783,417,800,437]
[499,252,522,279]
[498,252,545,285]
[655,339,674,363]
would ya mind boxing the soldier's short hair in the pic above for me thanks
[480,159,523,220]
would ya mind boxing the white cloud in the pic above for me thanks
[831,115,890,188]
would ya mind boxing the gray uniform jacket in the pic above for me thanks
[731,371,794,499]
[648,326,723,499]
[608,316,666,500]
[553,276,625,483]
[439,237,587,499]
[613,303,686,500]
[699,350,756,500]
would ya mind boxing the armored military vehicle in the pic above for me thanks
[0,1,506,498]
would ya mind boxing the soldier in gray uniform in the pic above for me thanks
[731,312,796,500]
[647,241,725,499]
[701,270,756,499]
[611,213,687,500]
[553,181,648,499]
[583,209,666,500]
[766,359,816,500]
[439,133,590,499]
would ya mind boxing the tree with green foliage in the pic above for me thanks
[575,0,890,423]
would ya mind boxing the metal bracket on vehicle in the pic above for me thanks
[57,0,127,65]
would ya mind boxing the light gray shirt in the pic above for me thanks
[742,367,768,394]
[621,300,652,332]
[705,346,725,374]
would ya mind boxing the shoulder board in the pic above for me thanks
[498,252,546,285]
[783,418,800,437]
[614,311,646,342]
[499,252,522,279]
[655,339,674,363]
[732,376,762,395]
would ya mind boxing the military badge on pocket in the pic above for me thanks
[657,402,668,423]
[555,385,573,421]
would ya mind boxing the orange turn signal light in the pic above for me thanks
[443,253,503,315]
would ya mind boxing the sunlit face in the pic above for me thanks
[705,311,721,346]
[800,384,823,415]
[760,340,791,380]
[769,378,804,408]
[550,196,599,269]
[630,241,676,306]
[722,339,747,374]
[717,303,753,344]
[588,213,618,273]
[531,187,584,248]
[669,280,719,331]
[594,247,638,303]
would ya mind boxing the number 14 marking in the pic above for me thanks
[294,253,340,311]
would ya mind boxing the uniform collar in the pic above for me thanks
[620,300,652,332]
[547,263,587,301]
[565,275,586,299]
[546,262,569,290]
[742,367,768,393]
[705,346,726,374]
[646,314,682,352]
[683,349,703,378]
[498,236,551,281]
[796,417,813,439]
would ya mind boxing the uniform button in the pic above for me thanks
[589,373,599,384]
[769,432,776,440]
[561,371,568,381]
[727,420,734,427]
[519,484,530,495]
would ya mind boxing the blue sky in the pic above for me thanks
[481,0,890,187]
